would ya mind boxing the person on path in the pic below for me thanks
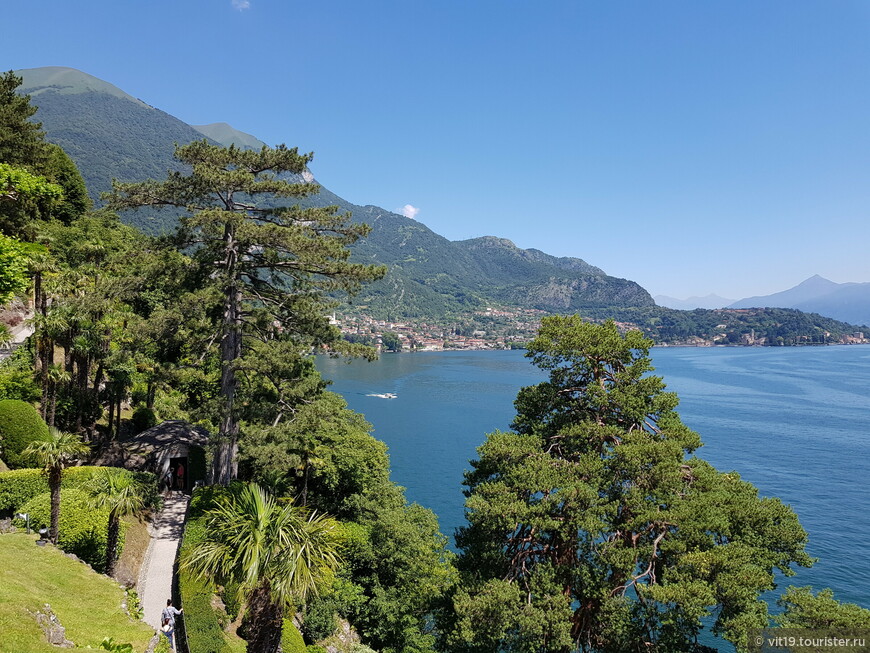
[162,598,182,627]
[161,616,175,651]
[175,462,185,493]
[162,467,173,498]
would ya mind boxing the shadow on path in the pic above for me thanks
[138,494,189,630]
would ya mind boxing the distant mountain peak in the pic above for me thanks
[16,66,147,107]
[192,122,266,150]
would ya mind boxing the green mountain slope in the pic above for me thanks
[191,122,266,150]
[18,66,653,318]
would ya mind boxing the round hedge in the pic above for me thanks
[0,399,50,469]
[17,488,116,571]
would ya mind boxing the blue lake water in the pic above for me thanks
[318,346,870,615]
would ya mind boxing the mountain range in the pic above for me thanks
[16,66,653,319]
[654,294,735,310]
[727,275,870,327]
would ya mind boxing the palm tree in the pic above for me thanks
[23,427,89,544]
[182,483,342,653]
[88,469,146,576]
[46,363,71,427]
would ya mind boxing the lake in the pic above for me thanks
[318,345,870,612]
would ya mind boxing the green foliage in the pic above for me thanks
[179,488,253,653]
[130,405,157,433]
[0,466,157,516]
[221,579,242,621]
[17,488,116,570]
[107,139,386,485]
[0,71,46,168]
[124,587,143,620]
[302,599,339,642]
[98,637,134,652]
[449,316,816,652]
[41,143,92,223]
[380,332,401,352]
[776,586,870,629]
[0,344,40,402]
[0,232,30,304]
[281,619,307,653]
[0,398,50,468]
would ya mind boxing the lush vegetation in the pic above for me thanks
[16,488,116,569]
[0,466,154,515]
[3,69,869,652]
[443,316,854,652]
[0,399,50,468]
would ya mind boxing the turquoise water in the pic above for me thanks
[318,346,870,612]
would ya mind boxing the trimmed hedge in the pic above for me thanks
[0,466,158,515]
[281,619,306,653]
[0,399,50,468]
[179,487,238,653]
[130,406,157,434]
[16,488,116,570]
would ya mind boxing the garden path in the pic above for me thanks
[138,493,189,630]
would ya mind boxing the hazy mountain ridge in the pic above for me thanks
[192,122,267,150]
[17,66,654,318]
[655,294,734,310]
[729,275,870,327]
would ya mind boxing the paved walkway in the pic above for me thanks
[139,494,189,630]
[0,320,33,361]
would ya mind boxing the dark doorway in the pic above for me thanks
[169,456,189,493]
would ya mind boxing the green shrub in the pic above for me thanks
[179,488,237,653]
[281,619,307,653]
[0,399,50,468]
[0,466,154,515]
[306,647,327,653]
[302,599,338,643]
[130,406,157,434]
[0,346,40,403]
[221,580,242,621]
[130,471,160,512]
[351,645,378,653]
[16,488,116,570]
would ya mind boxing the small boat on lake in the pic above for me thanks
[366,392,397,399]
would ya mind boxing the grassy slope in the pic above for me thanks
[0,533,156,653]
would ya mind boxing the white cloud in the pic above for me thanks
[400,204,420,220]
[231,0,251,10]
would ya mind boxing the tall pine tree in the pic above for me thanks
[108,140,385,484]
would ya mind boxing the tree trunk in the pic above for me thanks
[115,394,123,439]
[107,394,115,439]
[105,515,120,577]
[49,467,61,544]
[212,225,242,486]
[242,584,283,653]
[48,382,57,427]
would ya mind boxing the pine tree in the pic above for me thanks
[108,141,385,484]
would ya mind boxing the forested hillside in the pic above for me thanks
[17,66,654,318]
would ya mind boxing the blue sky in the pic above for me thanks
[4,1,870,299]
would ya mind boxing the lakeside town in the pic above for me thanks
[333,306,869,351]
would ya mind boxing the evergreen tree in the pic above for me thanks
[449,316,814,652]
[0,71,45,168]
[107,140,385,484]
